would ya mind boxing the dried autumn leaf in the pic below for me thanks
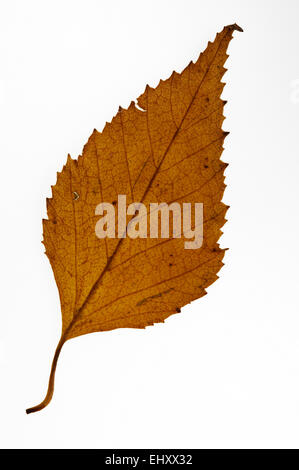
[26,24,242,414]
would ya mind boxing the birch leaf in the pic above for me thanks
[26,24,242,414]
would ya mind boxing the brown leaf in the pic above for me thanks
[26,24,242,414]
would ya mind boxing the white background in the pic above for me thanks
[0,0,299,449]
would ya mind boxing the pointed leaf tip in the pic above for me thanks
[226,23,243,32]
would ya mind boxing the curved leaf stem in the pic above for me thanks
[26,335,66,414]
